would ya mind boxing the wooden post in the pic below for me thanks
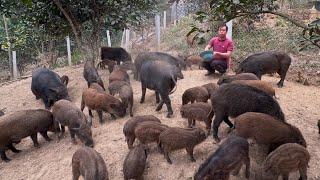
[155,14,161,50]
[66,36,72,66]
[106,30,111,47]
[12,51,18,79]
[3,15,12,77]
[171,2,177,25]
[163,11,167,29]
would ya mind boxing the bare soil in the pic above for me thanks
[0,65,319,180]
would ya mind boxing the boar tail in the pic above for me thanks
[169,74,177,94]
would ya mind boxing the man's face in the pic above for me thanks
[218,26,227,39]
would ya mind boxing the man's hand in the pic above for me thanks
[204,44,211,51]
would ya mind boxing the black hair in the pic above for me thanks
[218,24,228,32]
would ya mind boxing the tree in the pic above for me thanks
[190,0,320,49]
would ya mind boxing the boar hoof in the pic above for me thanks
[3,158,11,162]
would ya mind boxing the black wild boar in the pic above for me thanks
[52,100,94,147]
[81,88,126,123]
[159,127,207,164]
[217,73,259,85]
[83,60,105,90]
[31,68,69,109]
[261,143,310,180]
[194,136,250,180]
[72,147,109,180]
[134,52,184,80]
[318,119,320,134]
[140,60,182,118]
[211,83,285,142]
[123,115,161,149]
[236,51,292,87]
[108,81,134,117]
[101,47,132,65]
[123,145,147,180]
[0,109,55,162]
[0,109,4,117]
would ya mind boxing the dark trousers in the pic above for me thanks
[202,59,227,74]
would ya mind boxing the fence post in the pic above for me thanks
[155,14,161,50]
[106,30,111,47]
[12,51,18,79]
[163,11,167,29]
[66,36,72,66]
[121,28,126,48]
[125,29,130,51]
[226,20,233,40]
[171,1,177,25]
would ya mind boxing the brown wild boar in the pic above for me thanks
[81,88,126,124]
[97,60,117,73]
[134,121,169,147]
[217,73,259,85]
[180,102,214,134]
[185,55,203,70]
[109,65,130,84]
[52,100,94,147]
[231,80,276,97]
[234,112,306,153]
[194,136,250,180]
[108,80,134,117]
[72,147,109,180]
[0,109,55,162]
[159,127,207,164]
[182,86,209,105]
[261,143,310,180]
[123,115,161,149]
[60,75,69,86]
[123,144,147,180]
[201,83,218,97]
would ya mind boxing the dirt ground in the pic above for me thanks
[0,65,319,180]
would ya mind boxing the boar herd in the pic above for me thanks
[0,47,314,180]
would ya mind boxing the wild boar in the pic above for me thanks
[72,147,109,180]
[31,68,69,109]
[52,100,94,147]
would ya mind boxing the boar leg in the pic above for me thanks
[161,94,173,118]
[244,154,251,178]
[232,162,243,176]
[299,166,308,180]
[186,147,196,162]
[40,131,52,141]
[282,173,289,180]
[212,112,228,142]
[129,101,133,117]
[187,118,192,128]
[8,143,21,153]
[164,149,172,164]
[0,150,11,162]
[140,83,146,103]
[30,134,40,148]
[156,100,164,112]
[97,110,105,124]
[70,130,77,144]
[127,137,135,149]
[155,91,160,103]
[72,165,80,180]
